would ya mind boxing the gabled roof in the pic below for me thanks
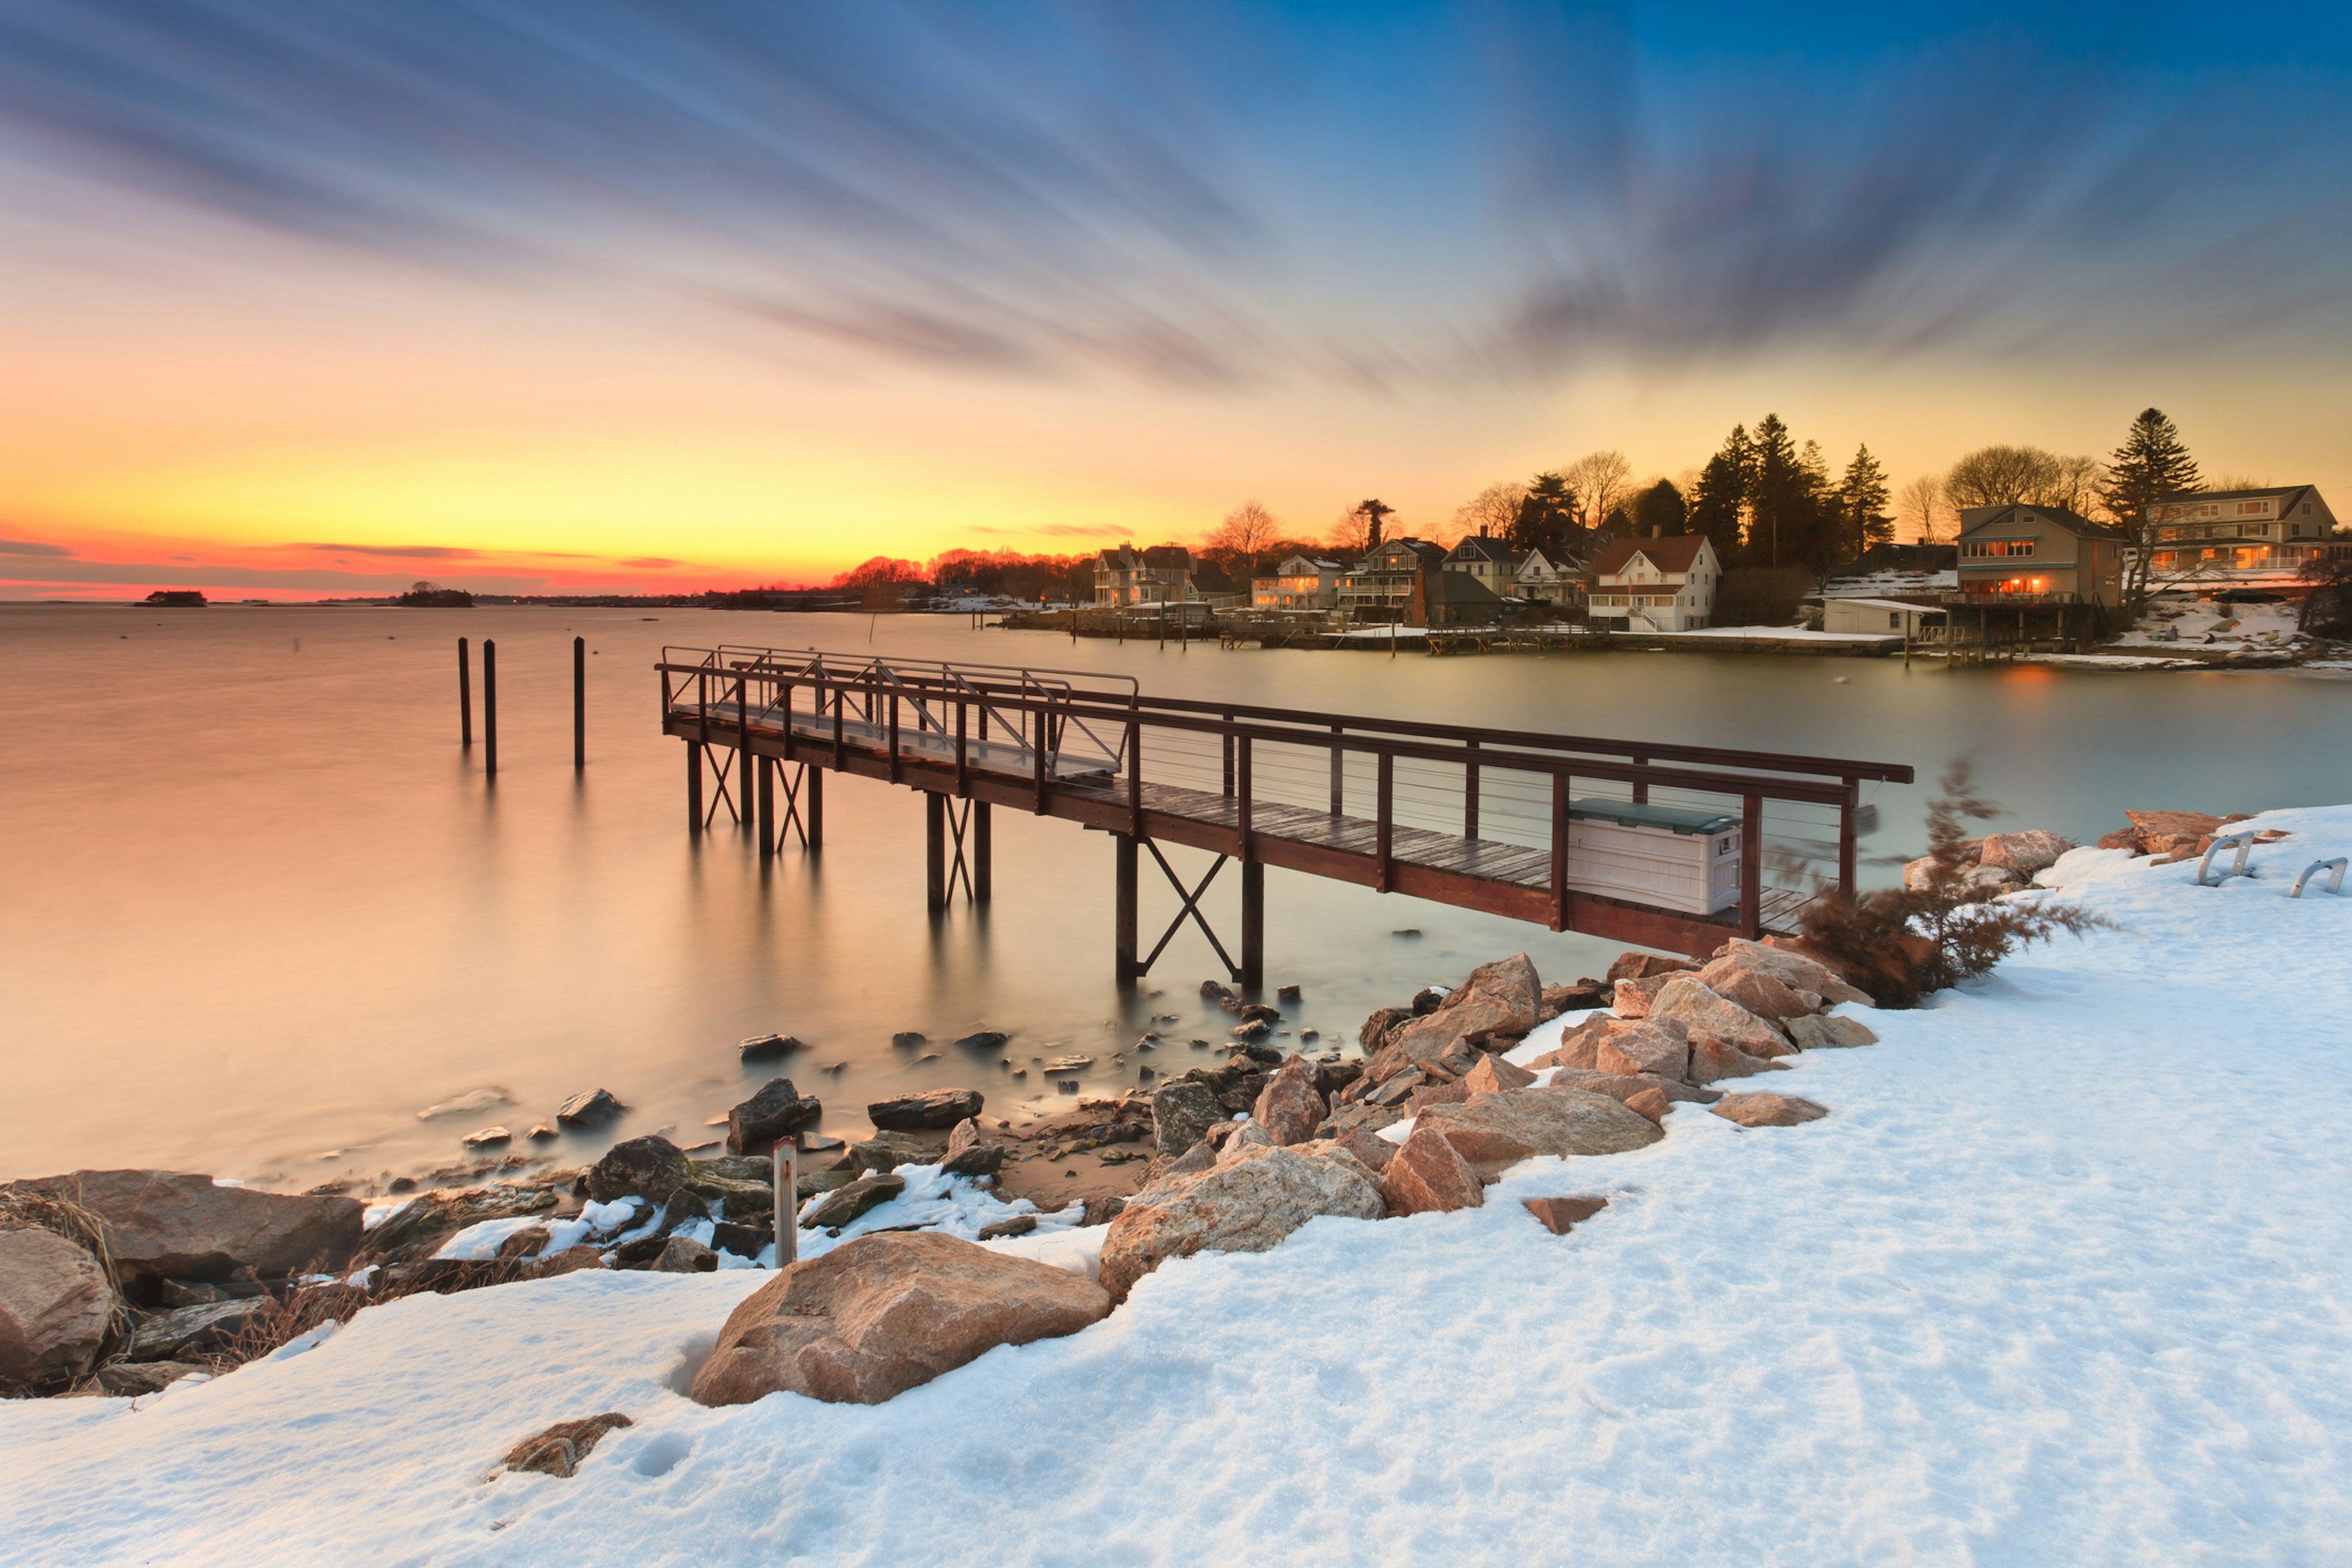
[1444,535,1523,567]
[2155,485,2314,505]
[1418,570,1501,605]
[1589,535,1711,578]
[1956,505,2127,542]
[1356,538,1446,569]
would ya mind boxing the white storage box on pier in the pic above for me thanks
[1564,798,1741,914]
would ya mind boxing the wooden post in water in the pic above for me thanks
[572,636,586,771]
[807,767,824,850]
[973,801,992,902]
[756,755,774,859]
[1240,859,1264,990]
[1113,834,1139,985]
[686,743,703,831]
[771,1141,798,1268]
[458,638,473,746]
[482,639,499,778]
[925,791,947,911]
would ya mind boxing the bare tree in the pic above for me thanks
[2046,454,2107,518]
[1945,445,2064,509]
[1450,481,1527,545]
[1562,451,1634,528]
[1897,474,1948,543]
[1205,500,1280,562]
[2202,472,2269,492]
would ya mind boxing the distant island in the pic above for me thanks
[141,590,206,607]
[395,581,475,608]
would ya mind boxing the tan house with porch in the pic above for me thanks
[1951,506,2124,607]
[2140,485,2340,591]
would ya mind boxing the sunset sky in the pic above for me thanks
[4,2,2348,598]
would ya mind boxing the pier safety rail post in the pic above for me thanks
[771,1141,798,1267]
[573,636,586,771]
[457,637,472,746]
[482,639,498,778]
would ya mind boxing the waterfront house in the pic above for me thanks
[1585,535,1720,631]
[2139,485,2342,592]
[1823,597,1945,638]
[1410,565,1503,627]
[1337,538,1447,621]
[1950,506,2124,608]
[1093,544,1197,608]
[1510,546,1581,608]
[1442,532,1524,596]
[1250,555,1346,611]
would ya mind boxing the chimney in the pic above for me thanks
[1651,524,1662,538]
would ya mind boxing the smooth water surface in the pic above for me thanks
[3,603,2344,1188]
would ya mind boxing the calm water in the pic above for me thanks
[4,603,2345,1189]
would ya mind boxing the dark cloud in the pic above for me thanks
[0,537,74,556]
[298,541,480,559]
[1,2,2342,387]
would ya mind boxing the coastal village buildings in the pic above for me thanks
[1093,544,1197,608]
[1336,538,1447,620]
[1250,555,1346,611]
[1584,536,1721,631]
[2140,485,2341,592]
[1951,505,2125,607]
[1509,546,1580,608]
[1441,533,1524,596]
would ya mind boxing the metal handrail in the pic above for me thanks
[2291,858,2347,898]
[2196,830,2258,886]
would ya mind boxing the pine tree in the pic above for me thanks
[1747,414,1817,568]
[1687,428,1752,564]
[1836,444,1892,559]
[1509,472,1583,559]
[2102,409,2201,605]
[1632,478,1687,537]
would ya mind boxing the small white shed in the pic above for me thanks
[1823,597,1942,638]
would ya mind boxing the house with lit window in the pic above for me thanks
[1510,546,1580,607]
[1249,555,1346,611]
[2139,486,2342,591]
[1093,544,1197,607]
[1950,506,2124,608]
[1336,538,1447,620]
[1584,535,1720,631]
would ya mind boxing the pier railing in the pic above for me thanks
[657,645,1913,943]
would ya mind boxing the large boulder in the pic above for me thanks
[727,1079,823,1153]
[1611,975,1671,1018]
[1711,1093,1830,1128]
[1691,954,1819,1023]
[1593,1022,1691,1080]
[1785,1014,1879,1050]
[2124,810,2222,851]
[1686,1038,1787,1084]
[867,1088,984,1131]
[586,1136,699,1207]
[1648,976,1793,1060]
[1381,952,1545,1072]
[1546,1068,1719,1106]
[804,1174,905,1230]
[1149,1081,1223,1159]
[1720,939,1874,1008]
[1380,1126,1484,1216]
[1461,1054,1536,1094]
[0,1226,113,1387]
[1436,954,1542,1029]
[1097,1141,1382,1303]
[1978,830,2072,874]
[556,1088,626,1128]
[938,1119,1003,1179]
[1605,952,1700,983]
[1413,1085,1662,1182]
[1251,1058,1326,1146]
[691,1232,1109,1406]
[10,1171,362,1288]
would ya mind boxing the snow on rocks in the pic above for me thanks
[1097,1139,1382,1302]
[692,1232,1110,1406]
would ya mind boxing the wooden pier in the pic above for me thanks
[655,646,1912,987]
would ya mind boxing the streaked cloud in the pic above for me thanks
[0,537,74,556]
[298,542,480,559]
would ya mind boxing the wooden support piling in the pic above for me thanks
[756,754,774,858]
[1114,832,1139,984]
[1740,794,1763,939]
[771,1142,798,1268]
[686,742,703,832]
[807,767,823,850]
[1837,777,1858,895]
[573,636,585,771]
[1240,859,1264,990]
[482,639,498,778]
[926,791,947,911]
[458,637,473,747]
[973,801,992,902]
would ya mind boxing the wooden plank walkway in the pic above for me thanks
[658,646,1902,972]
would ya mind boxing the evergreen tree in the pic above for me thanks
[1747,413,1825,569]
[1687,428,1752,563]
[1509,471,1582,559]
[2101,409,2200,604]
[1632,478,1687,536]
[1835,444,1893,559]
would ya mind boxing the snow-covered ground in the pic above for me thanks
[2113,595,2313,652]
[7,807,2352,1566]
[1657,624,1899,642]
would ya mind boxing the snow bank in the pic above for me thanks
[8,807,2352,1565]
